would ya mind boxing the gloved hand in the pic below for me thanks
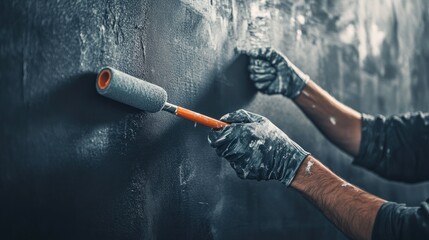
[247,47,310,99]
[208,109,310,186]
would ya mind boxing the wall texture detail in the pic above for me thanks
[1,0,429,239]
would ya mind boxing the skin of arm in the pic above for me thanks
[209,109,386,240]
[293,80,362,156]
[241,48,389,239]
[291,155,385,240]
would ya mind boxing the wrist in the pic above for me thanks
[279,145,310,187]
[282,74,309,99]
[290,155,315,191]
[290,155,385,240]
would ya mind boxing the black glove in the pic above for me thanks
[247,47,309,99]
[208,109,310,186]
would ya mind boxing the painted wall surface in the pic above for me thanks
[1,0,429,239]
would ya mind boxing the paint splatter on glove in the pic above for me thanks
[247,47,310,99]
[208,109,310,186]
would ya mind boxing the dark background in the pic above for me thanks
[1,0,429,239]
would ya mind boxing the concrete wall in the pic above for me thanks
[1,0,428,239]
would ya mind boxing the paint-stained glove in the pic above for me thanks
[247,47,310,99]
[208,109,310,186]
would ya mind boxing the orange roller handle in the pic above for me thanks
[176,107,229,129]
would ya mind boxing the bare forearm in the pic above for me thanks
[291,156,385,240]
[294,81,361,156]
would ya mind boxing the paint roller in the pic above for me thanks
[96,67,229,129]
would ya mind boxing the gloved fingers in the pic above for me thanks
[245,167,260,180]
[222,135,254,160]
[254,80,272,91]
[256,47,281,63]
[250,58,272,68]
[220,109,264,123]
[253,149,276,180]
[223,151,247,162]
[229,162,242,178]
[233,155,261,180]
[246,48,259,58]
[247,47,277,61]
[248,65,276,74]
[250,73,276,82]
[230,161,249,179]
[214,138,240,158]
[208,126,234,148]
[263,78,284,94]
[247,47,287,66]
[244,158,262,180]
[267,170,279,180]
[247,48,268,58]
[216,136,249,158]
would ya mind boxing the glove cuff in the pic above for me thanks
[279,142,310,187]
[283,64,310,99]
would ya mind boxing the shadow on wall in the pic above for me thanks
[32,72,142,127]
[221,53,258,112]
[194,53,257,119]
[43,53,255,130]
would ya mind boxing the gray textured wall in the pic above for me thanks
[1,0,429,239]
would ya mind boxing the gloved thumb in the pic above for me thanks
[220,109,264,123]
[247,47,279,62]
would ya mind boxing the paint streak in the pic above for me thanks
[179,163,196,186]
[329,117,337,125]
[305,159,314,175]
[302,90,310,97]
